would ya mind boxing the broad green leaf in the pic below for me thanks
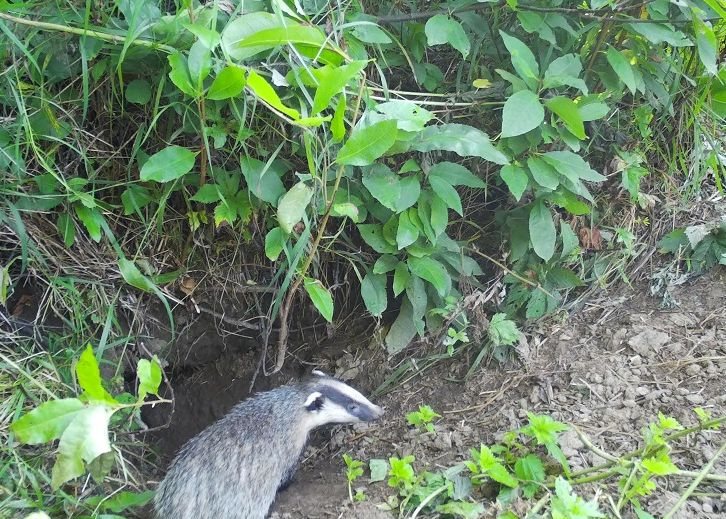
[11,399,85,444]
[167,51,196,97]
[375,101,433,132]
[337,120,398,166]
[362,164,400,211]
[396,175,421,212]
[312,60,367,114]
[543,54,587,93]
[214,202,237,226]
[501,90,544,138]
[529,201,556,261]
[76,345,116,403]
[265,227,286,261]
[51,405,112,489]
[303,277,334,322]
[188,40,212,87]
[331,95,346,142]
[189,184,221,203]
[411,124,509,165]
[74,205,103,242]
[373,255,398,273]
[429,178,462,216]
[183,23,220,49]
[358,224,397,253]
[627,22,690,47]
[57,213,75,247]
[369,459,389,482]
[436,502,486,518]
[527,157,560,190]
[500,164,528,201]
[121,185,153,215]
[546,96,585,139]
[499,31,539,87]
[361,272,387,316]
[425,15,470,59]
[351,21,391,44]
[393,262,410,296]
[408,256,450,297]
[277,182,313,233]
[140,146,197,183]
[331,202,359,221]
[429,162,484,188]
[247,70,300,119]
[429,194,448,238]
[396,209,419,249]
[561,223,579,257]
[93,490,156,513]
[119,258,157,293]
[125,79,151,105]
[693,18,717,76]
[578,101,609,121]
[548,266,584,289]
[526,289,547,319]
[514,454,546,483]
[207,66,246,100]
[406,275,428,323]
[385,297,418,354]
[606,47,636,95]
[542,151,605,182]
[237,25,326,51]
[240,156,286,204]
[221,13,286,61]
[137,358,162,401]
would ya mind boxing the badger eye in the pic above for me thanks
[347,403,359,413]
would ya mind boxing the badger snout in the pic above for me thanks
[371,405,384,420]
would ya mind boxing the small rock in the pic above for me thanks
[686,393,705,405]
[636,386,649,396]
[623,399,637,408]
[685,364,700,375]
[627,329,670,357]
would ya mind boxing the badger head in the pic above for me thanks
[302,370,384,430]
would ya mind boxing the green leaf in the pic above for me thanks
[693,18,717,76]
[303,277,334,322]
[337,120,398,166]
[277,182,313,233]
[548,267,584,289]
[10,399,85,444]
[527,157,560,189]
[369,458,389,482]
[429,178,462,216]
[543,54,587,93]
[408,256,450,297]
[385,297,418,354]
[76,345,116,404]
[189,184,221,203]
[265,227,286,261]
[578,101,609,121]
[500,164,528,201]
[529,200,556,261]
[396,209,419,249]
[312,60,367,114]
[247,69,300,119]
[362,164,400,211]
[358,224,397,254]
[436,502,485,519]
[425,15,470,59]
[125,79,151,105]
[168,51,196,97]
[74,205,103,242]
[57,213,75,247]
[240,156,286,204]
[488,313,520,346]
[375,101,434,132]
[627,22,690,47]
[51,405,112,489]
[237,24,328,52]
[207,66,246,100]
[331,202,359,222]
[429,194,448,238]
[546,96,585,139]
[393,262,410,296]
[501,90,544,138]
[221,12,286,61]
[396,175,421,212]
[121,185,153,215]
[429,162,484,188]
[514,454,546,482]
[331,95,346,142]
[373,255,398,274]
[606,46,636,95]
[136,357,162,401]
[351,23,391,44]
[119,258,157,293]
[541,151,605,182]
[94,490,156,513]
[361,273,387,316]
[184,23,220,49]
[412,124,509,165]
[499,31,539,87]
[140,145,197,183]
[187,40,212,87]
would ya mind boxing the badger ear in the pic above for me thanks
[304,391,324,412]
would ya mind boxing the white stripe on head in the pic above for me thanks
[303,391,322,408]
[311,369,328,377]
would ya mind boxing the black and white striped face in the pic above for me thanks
[302,371,383,429]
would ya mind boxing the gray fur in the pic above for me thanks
[154,374,382,519]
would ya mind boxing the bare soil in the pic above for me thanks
[145,268,726,518]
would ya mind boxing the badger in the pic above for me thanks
[154,370,383,519]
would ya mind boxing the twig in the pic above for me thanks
[466,247,556,299]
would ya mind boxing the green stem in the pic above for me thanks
[0,11,176,53]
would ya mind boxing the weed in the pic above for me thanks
[406,405,441,435]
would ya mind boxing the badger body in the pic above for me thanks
[154,371,383,519]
